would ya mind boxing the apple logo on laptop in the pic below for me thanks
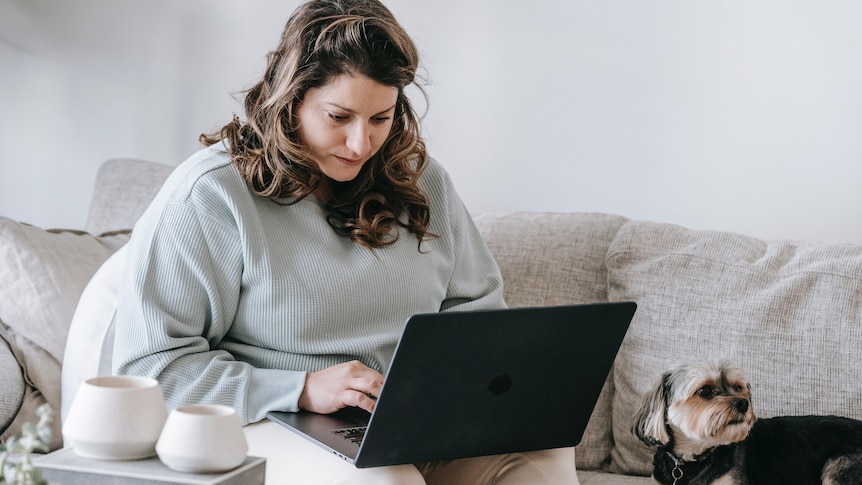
[488,374,513,396]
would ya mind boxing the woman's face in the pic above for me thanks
[296,73,399,194]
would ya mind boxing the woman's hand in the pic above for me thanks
[298,360,384,414]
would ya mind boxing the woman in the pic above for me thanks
[113,0,578,483]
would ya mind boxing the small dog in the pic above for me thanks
[632,360,862,484]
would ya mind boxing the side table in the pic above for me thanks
[36,448,265,485]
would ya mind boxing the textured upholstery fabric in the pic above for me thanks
[473,211,629,471]
[0,216,129,449]
[84,158,175,235]
[605,220,862,475]
[0,331,25,434]
[473,212,629,308]
[0,319,59,448]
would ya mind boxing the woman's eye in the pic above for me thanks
[327,113,349,122]
[697,385,715,399]
[371,116,391,124]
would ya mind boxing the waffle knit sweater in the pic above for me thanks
[113,145,505,425]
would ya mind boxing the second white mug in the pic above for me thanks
[156,404,248,473]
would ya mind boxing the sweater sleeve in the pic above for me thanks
[112,189,304,425]
[428,161,507,313]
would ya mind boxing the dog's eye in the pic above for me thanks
[697,385,716,399]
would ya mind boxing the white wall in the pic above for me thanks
[2,0,861,243]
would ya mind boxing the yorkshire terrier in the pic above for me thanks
[632,360,862,484]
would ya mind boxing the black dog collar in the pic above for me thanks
[664,448,717,485]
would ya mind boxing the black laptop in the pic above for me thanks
[267,301,636,468]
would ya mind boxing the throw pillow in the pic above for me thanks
[0,332,25,434]
[0,216,129,449]
[605,220,862,476]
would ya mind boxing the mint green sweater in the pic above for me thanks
[113,146,505,425]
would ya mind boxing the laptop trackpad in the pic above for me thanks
[270,407,370,438]
[268,407,373,460]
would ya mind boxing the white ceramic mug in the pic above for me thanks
[63,375,168,460]
[156,404,248,473]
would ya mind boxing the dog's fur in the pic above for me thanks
[632,360,862,484]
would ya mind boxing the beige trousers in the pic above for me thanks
[244,420,580,484]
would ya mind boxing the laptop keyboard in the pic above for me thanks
[333,426,367,445]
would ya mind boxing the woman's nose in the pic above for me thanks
[346,122,372,156]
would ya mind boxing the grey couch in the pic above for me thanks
[3,158,862,484]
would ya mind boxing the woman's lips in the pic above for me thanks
[336,156,363,165]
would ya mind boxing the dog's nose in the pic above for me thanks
[732,398,749,414]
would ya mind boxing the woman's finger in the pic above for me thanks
[342,388,378,413]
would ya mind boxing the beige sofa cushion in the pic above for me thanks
[0,332,25,434]
[605,220,862,475]
[473,211,629,471]
[0,216,128,449]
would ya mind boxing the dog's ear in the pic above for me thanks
[632,373,671,446]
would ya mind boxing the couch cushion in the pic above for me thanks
[578,470,653,484]
[473,211,629,470]
[605,220,862,475]
[0,216,128,449]
[0,332,25,434]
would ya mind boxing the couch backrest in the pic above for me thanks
[85,158,175,236]
[472,212,629,307]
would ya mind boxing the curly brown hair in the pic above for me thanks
[201,0,432,249]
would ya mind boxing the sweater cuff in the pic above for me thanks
[246,367,306,423]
